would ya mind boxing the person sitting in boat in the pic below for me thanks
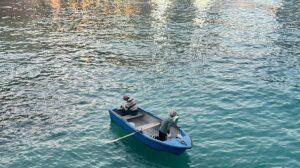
[154,110,180,141]
[120,95,138,116]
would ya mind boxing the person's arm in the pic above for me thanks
[174,120,180,128]
[121,103,128,110]
[127,100,137,111]
[171,119,180,129]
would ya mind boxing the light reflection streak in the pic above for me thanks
[150,0,171,43]
[193,0,212,26]
[189,0,212,61]
[149,0,172,71]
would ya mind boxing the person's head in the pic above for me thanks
[169,110,177,118]
[123,95,130,101]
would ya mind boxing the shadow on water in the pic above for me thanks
[109,122,191,168]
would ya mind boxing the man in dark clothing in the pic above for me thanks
[154,111,179,141]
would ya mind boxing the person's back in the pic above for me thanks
[120,95,138,115]
[125,98,137,112]
[159,117,174,135]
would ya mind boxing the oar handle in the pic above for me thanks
[105,132,137,144]
[105,127,146,144]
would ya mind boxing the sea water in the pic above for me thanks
[0,0,299,167]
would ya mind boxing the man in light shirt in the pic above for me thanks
[120,95,138,116]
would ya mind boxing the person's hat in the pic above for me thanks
[123,95,130,101]
[170,110,177,117]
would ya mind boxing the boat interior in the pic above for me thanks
[113,109,181,140]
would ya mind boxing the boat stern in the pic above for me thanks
[182,135,192,149]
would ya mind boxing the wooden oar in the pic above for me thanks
[104,122,160,144]
[104,131,138,144]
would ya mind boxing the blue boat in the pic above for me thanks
[108,108,192,155]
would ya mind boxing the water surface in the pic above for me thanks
[0,0,299,167]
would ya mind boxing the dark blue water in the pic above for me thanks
[0,0,299,167]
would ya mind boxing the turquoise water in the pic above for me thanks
[0,0,299,167]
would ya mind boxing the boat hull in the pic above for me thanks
[108,108,192,155]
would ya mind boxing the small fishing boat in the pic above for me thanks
[108,108,192,155]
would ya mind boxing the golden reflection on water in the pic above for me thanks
[50,0,61,10]
[48,0,140,16]
[46,0,141,32]
[81,0,95,10]
[50,0,61,25]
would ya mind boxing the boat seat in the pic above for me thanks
[123,113,143,120]
[137,122,160,131]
